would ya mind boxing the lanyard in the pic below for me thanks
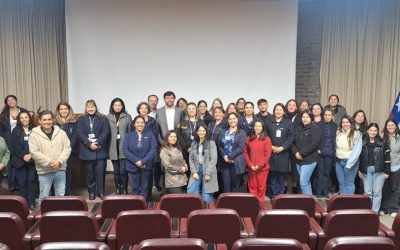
[89,116,95,133]
[189,120,197,135]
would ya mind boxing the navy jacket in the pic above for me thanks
[238,115,259,136]
[217,129,247,174]
[11,126,34,168]
[77,115,110,160]
[143,116,159,143]
[124,130,157,172]
[265,117,294,172]
[57,122,79,155]
[318,121,337,157]
[207,119,228,142]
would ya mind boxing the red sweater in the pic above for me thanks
[244,136,272,171]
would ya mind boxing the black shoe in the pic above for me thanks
[29,205,35,211]
[98,194,104,200]
[123,188,128,195]
[89,193,96,200]
[116,188,122,195]
[291,187,298,194]
[155,185,162,192]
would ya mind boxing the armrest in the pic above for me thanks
[239,218,249,238]
[90,202,101,214]
[315,202,327,225]
[23,220,41,250]
[179,218,188,238]
[108,219,117,250]
[153,202,161,210]
[147,201,156,210]
[216,243,228,250]
[27,210,41,228]
[170,217,180,238]
[120,245,132,250]
[98,218,114,242]
[260,200,270,210]
[310,218,325,250]
[243,217,255,238]
[95,205,103,226]
[207,200,216,209]
[379,222,396,241]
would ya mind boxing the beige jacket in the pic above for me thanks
[160,146,188,188]
[29,125,71,175]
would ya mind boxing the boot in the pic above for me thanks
[122,186,128,195]
[116,184,122,195]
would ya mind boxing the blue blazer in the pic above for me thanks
[77,115,110,160]
[217,129,247,174]
[11,126,34,168]
[124,130,157,173]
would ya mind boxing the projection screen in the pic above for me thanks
[65,0,298,113]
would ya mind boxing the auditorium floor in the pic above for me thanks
[0,172,395,228]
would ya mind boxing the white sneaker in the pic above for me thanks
[391,212,397,218]
[379,211,386,216]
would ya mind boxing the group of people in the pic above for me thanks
[0,92,399,218]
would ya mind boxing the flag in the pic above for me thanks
[389,92,400,125]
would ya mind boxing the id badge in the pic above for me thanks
[117,134,121,139]
[276,129,281,138]
[88,133,97,142]
[190,135,194,140]
[24,136,29,141]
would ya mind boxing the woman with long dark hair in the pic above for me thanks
[11,111,36,209]
[244,120,272,201]
[77,99,110,200]
[218,112,247,192]
[238,101,259,136]
[352,110,368,136]
[187,124,218,202]
[285,99,300,194]
[335,115,362,194]
[197,100,213,126]
[124,115,157,201]
[0,95,27,191]
[236,98,246,116]
[107,98,132,195]
[55,102,78,196]
[381,119,400,217]
[325,94,347,126]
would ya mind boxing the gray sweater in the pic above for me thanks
[389,135,400,170]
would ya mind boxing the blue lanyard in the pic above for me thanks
[89,116,95,133]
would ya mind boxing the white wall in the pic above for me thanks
[65,0,298,113]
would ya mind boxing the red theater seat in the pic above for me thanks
[155,194,203,238]
[323,236,395,250]
[34,241,110,250]
[23,211,112,249]
[271,194,323,224]
[138,238,207,250]
[317,209,380,250]
[255,209,322,249]
[107,210,171,250]
[0,195,32,230]
[187,208,241,250]
[0,212,25,250]
[232,238,308,250]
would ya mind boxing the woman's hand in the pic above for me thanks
[192,172,199,180]
[23,154,32,162]
[90,143,99,150]
[295,152,303,160]
[358,171,364,179]
[204,174,210,182]
[384,173,390,179]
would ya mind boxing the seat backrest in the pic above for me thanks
[35,242,110,250]
[327,195,371,212]
[0,243,10,250]
[271,194,316,218]
[0,195,29,230]
[0,212,26,250]
[255,209,310,244]
[232,238,304,250]
[323,236,395,250]
[139,238,207,250]
[323,209,379,242]
[101,195,147,220]
[216,193,260,224]
[159,194,203,218]
[40,211,99,243]
[392,212,400,250]
[187,208,241,249]
[41,196,88,213]
[116,210,171,248]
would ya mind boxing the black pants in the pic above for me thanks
[381,169,400,213]
[84,159,106,197]
[316,156,334,197]
[15,164,37,207]
[268,171,288,198]
[153,161,162,188]
[166,186,186,194]
[129,169,152,201]
[221,163,241,192]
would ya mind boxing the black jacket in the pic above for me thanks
[0,107,28,147]
[207,119,228,142]
[318,121,337,157]
[11,126,34,168]
[359,137,390,174]
[176,119,204,151]
[291,123,321,165]
[57,122,79,155]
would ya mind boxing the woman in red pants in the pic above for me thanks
[244,120,272,201]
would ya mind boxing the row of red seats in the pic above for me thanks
[0,193,399,250]
[0,236,396,250]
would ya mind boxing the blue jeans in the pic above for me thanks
[38,171,66,203]
[361,166,385,213]
[335,159,359,194]
[187,166,214,203]
[297,162,317,195]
